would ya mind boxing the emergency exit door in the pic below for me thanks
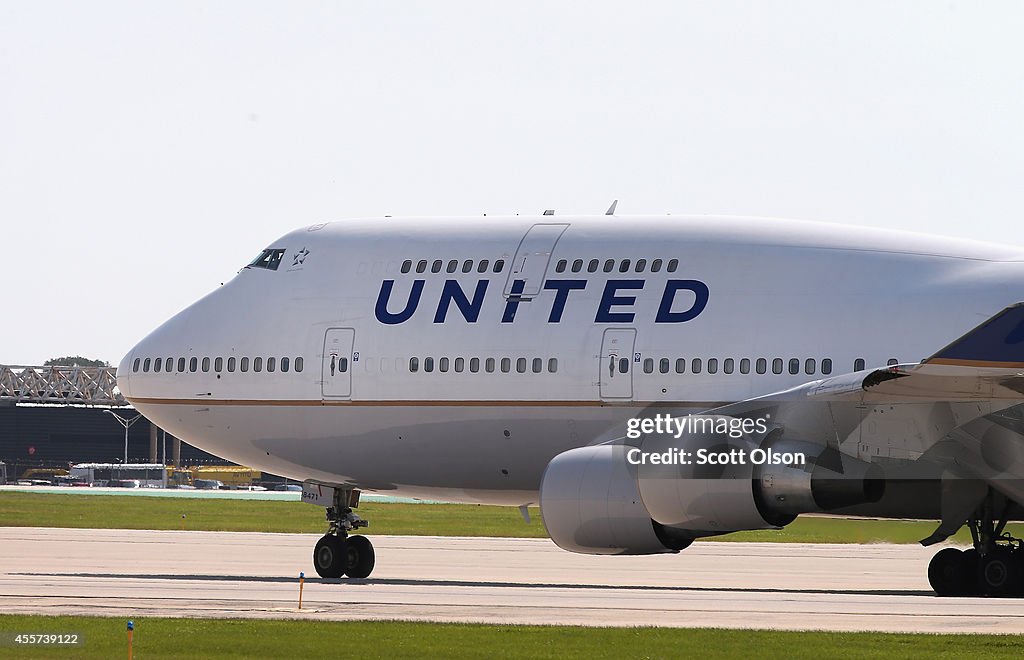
[599,328,636,400]
[322,328,355,399]
[504,223,569,298]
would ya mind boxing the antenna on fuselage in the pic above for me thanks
[542,209,555,216]
[605,200,618,215]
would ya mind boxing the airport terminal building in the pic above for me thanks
[0,365,219,480]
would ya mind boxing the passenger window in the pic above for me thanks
[477,259,490,273]
[659,358,670,374]
[142,358,150,373]
[618,358,629,373]
[455,357,465,372]
[854,358,865,371]
[493,259,505,273]
[254,357,263,373]
[439,357,449,372]
[154,358,162,372]
[571,259,583,273]
[133,358,140,373]
[691,358,702,374]
[431,260,443,273]
[424,357,434,372]
[401,260,412,274]
[214,357,223,372]
[532,357,542,373]
[409,357,419,372]
[189,357,198,373]
[416,260,427,273]
[178,357,186,373]
[723,358,734,374]
[821,358,832,375]
[166,358,173,373]
[635,259,647,272]
[773,358,784,375]
[227,357,236,372]
[619,259,631,273]
[667,259,678,272]
[587,259,599,273]
[651,259,663,273]
[240,357,249,372]
[548,358,558,373]
[708,358,718,374]
[470,357,480,372]
[675,358,686,373]
[447,260,458,273]
[485,357,495,373]
[788,358,799,375]
[501,358,511,373]
[267,357,276,372]
[805,358,815,375]
[739,358,750,374]
[462,260,473,273]
[202,357,210,372]
[555,259,567,273]
[756,358,767,374]
[516,357,527,373]
[603,259,615,273]
[643,358,654,374]
[295,357,304,372]
[281,357,289,373]
[887,358,898,366]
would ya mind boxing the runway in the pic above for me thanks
[2,527,1023,634]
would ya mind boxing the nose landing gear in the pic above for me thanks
[309,486,375,579]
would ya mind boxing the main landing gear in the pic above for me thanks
[928,489,1023,597]
[312,488,375,579]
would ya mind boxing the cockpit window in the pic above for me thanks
[247,248,286,271]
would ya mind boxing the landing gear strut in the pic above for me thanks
[928,488,1023,597]
[311,487,375,579]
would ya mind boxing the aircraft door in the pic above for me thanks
[504,223,569,298]
[322,328,355,399]
[599,328,636,400]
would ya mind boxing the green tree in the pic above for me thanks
[44,356,109,367]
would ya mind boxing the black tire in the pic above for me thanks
[961,548,982,596]
[980,549,1021,597]
[344,535,375,579]
[928,547,968,596]
[313,534,346,578]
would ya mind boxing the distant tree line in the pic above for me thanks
[44,356,109,367]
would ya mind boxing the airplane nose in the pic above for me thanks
[116,350,134,399]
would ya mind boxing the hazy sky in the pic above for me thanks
[2,1,1023,365]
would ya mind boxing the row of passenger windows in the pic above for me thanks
[409,356,558,374]
[401,259,506,275]
[627,357,896,375]
[630,356,835,376]
[132,356,305,374]
[555,258,679,274]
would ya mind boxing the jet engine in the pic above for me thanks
[539,416,884,555]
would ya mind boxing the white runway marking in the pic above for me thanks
[1,528,1021,633]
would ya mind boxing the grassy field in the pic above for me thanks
[0,616,1022,659]
[1,491,1021,544]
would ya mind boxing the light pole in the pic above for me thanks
[105,410,142,464]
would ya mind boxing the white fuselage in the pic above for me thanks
[118,215,1024,504]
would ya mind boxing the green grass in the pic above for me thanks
[1,492,1021,544]
[0,616,1021,659]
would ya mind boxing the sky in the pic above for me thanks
[2,1,1023,365]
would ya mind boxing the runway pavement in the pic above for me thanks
[1,527,1022,633]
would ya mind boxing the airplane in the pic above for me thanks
[117,214,1024,596]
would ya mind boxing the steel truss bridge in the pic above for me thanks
[0,365,127,406]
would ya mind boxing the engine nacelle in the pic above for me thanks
[539,444,692,555]
[540,416,885,555]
